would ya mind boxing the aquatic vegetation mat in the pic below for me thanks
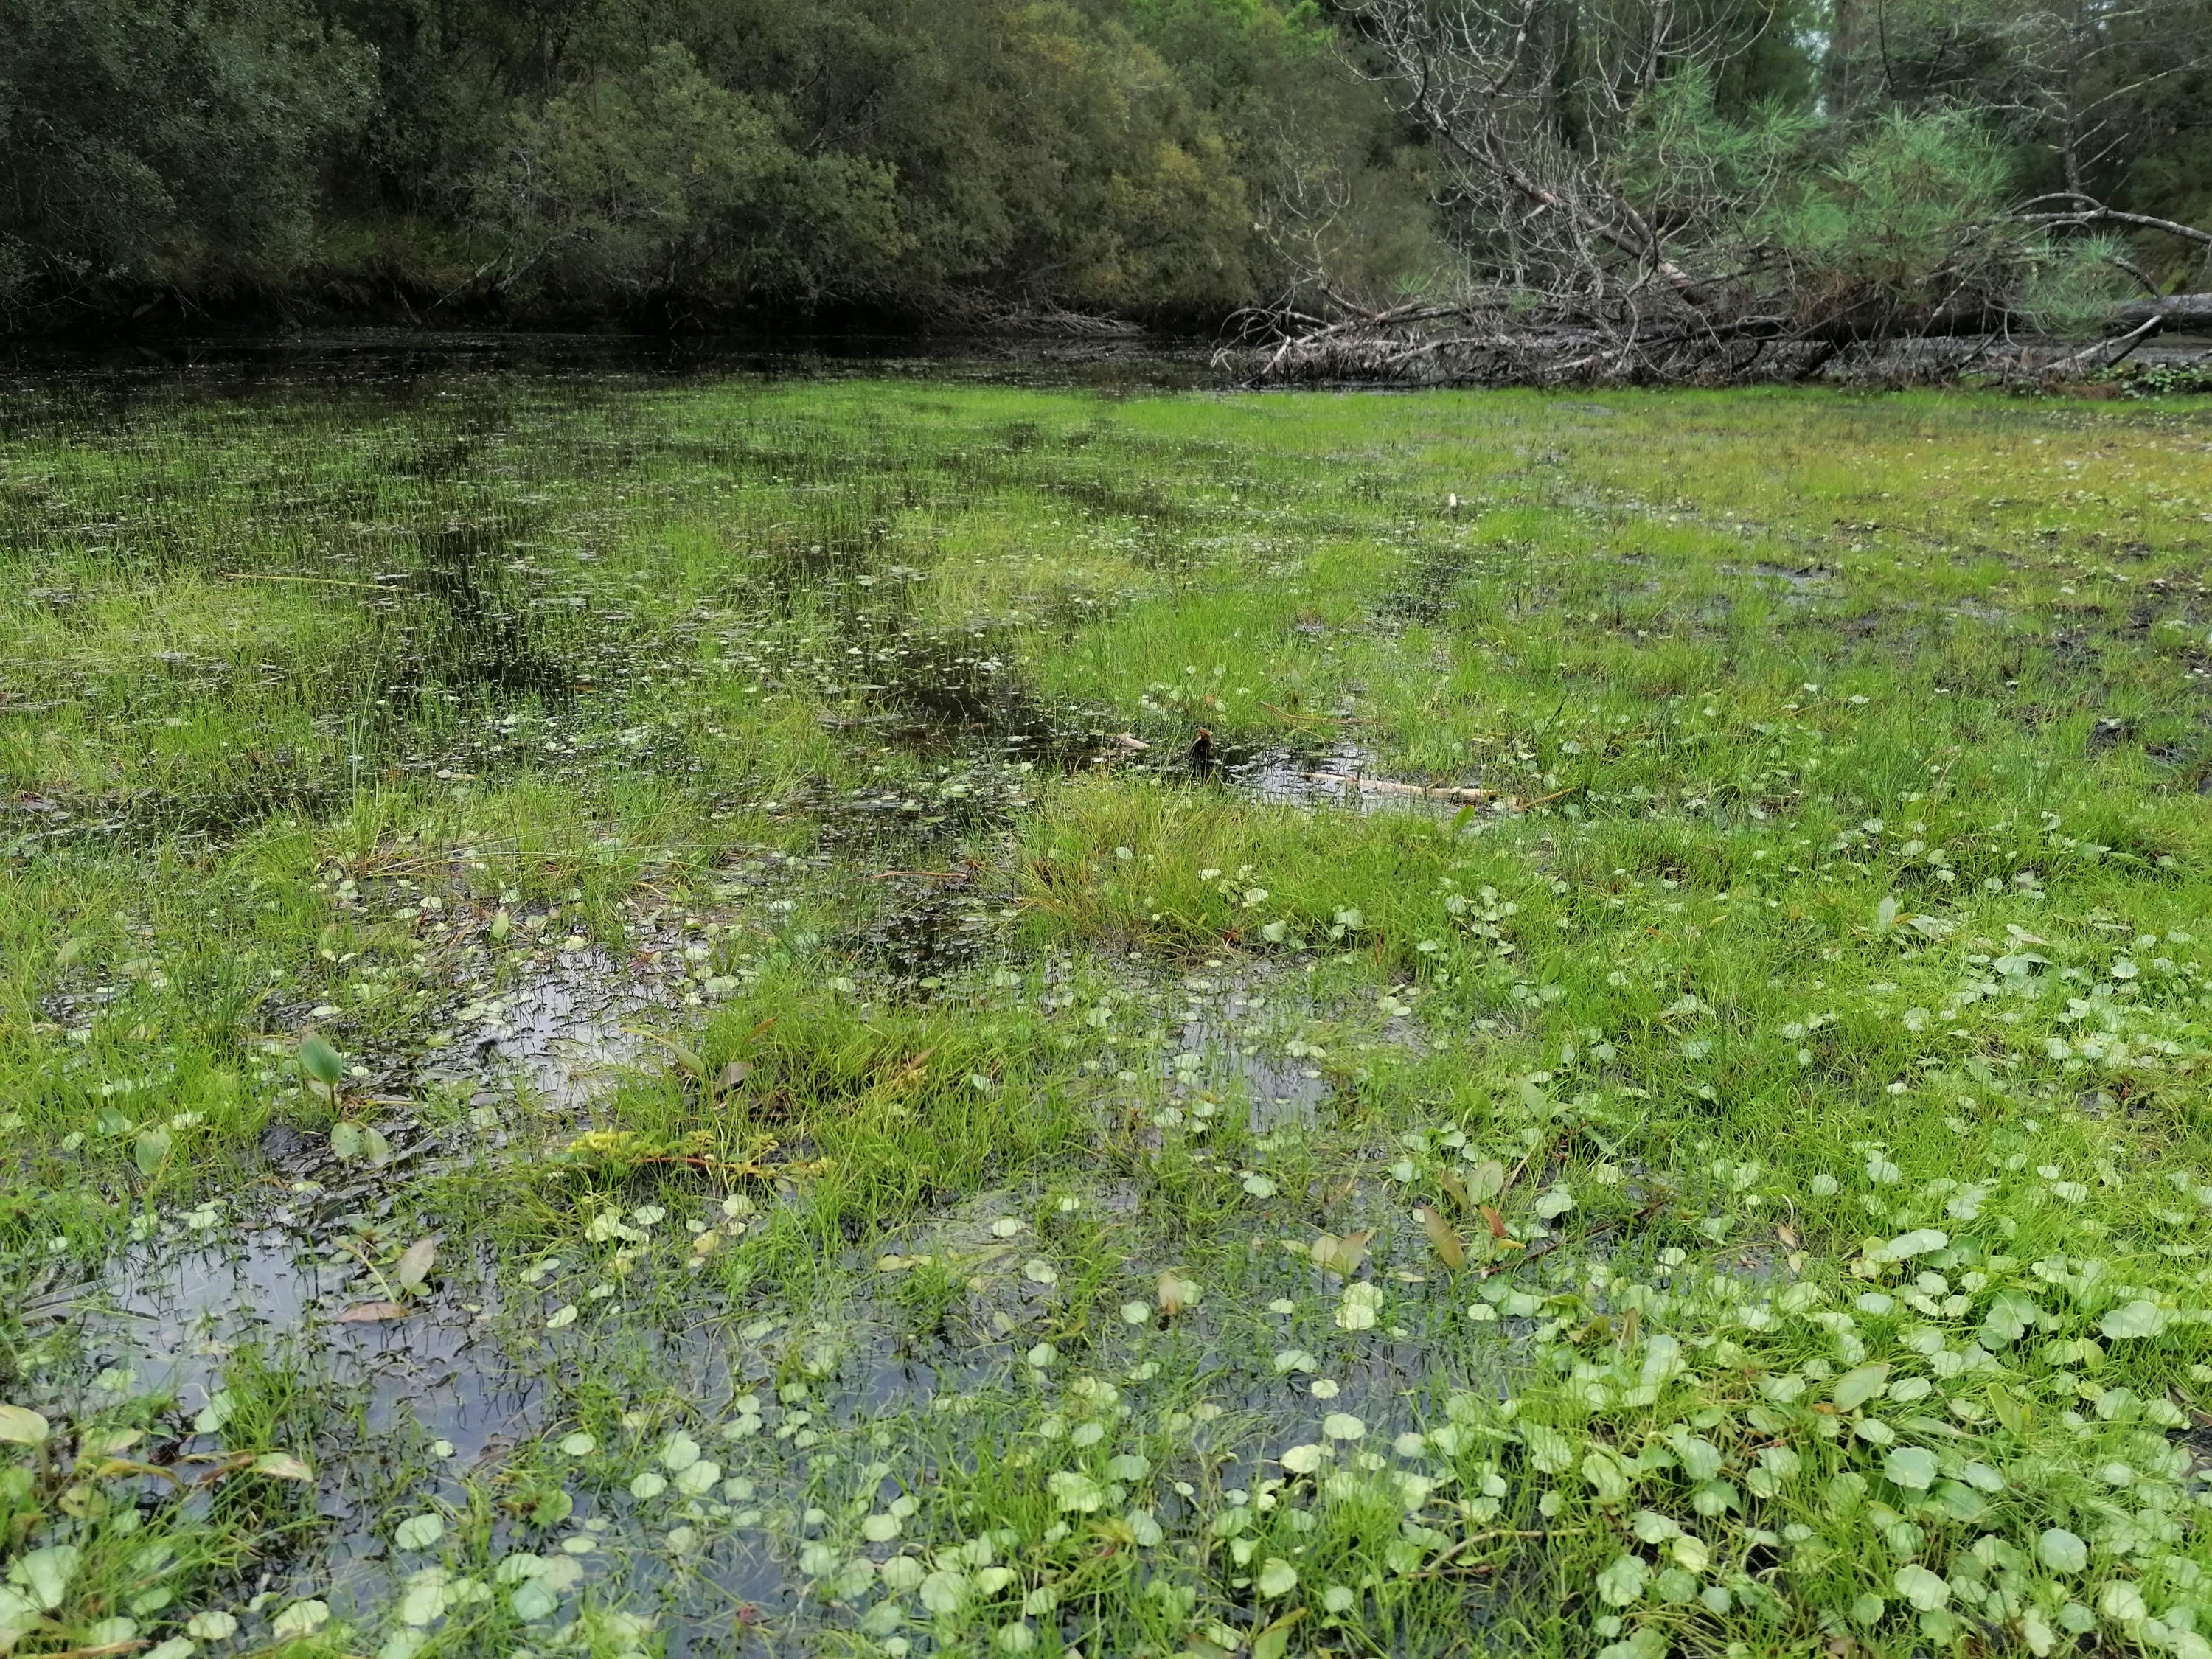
[4,362,2212,1659]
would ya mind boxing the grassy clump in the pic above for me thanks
[2,369,2211,1658]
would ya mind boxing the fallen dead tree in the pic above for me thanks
[1213,290,2212,388]
[1214,299,1848,386]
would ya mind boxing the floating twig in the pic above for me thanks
[1301,772,1495,803]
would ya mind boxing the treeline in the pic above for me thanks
[1,0,2206,333]
[1,0,1433,328]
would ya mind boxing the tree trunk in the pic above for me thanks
[2112,293,2212,333]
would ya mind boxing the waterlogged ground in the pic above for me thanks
[4,356,2212,1659]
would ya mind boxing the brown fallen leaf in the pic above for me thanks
[1437,1167,1472,1212]
[1776,1223,1800,1250]
[1155,1269,1200,1315]
[1480,1206,1508,1240]
[1310,1229,1373,1277]
[337,1300,409,1323]
[1418,1206,1466,1270]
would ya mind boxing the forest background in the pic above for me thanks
[1,0,2208,336]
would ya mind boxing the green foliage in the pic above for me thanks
[1766,108,2023,329]
[0,0,373,310]
[2108,359,2212,400]
[2017,234,2135,338]
[0,0,1405,322]
[1823,0,2212,286]
[1610,69,1817,246]
[477,43,901,306]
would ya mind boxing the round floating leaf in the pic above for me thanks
[1883,1447,1938,1491]
[2038,1528,2088,1573]
[1321,1413,1366,1441]
[528,1488,573,1526]
[674,1458,720,1497]
[658,1433,700,1473]
[394,1514,445,1551]
[1335,1293,1378,1332]
[2101,1300,2170,1340]
[1582,1448,1632,1503]
[1048,1470,1105,1512]
[1533,1185,1576,1220]
[510,1578,559,1621]
[1876,1228,1948,1262]
[538,1557,582,1594]
[1959,1461,2005,1492]
[1832,1363,1891,1412]
[14,1545,80,1611]
[1256,1559,1298,1598]
[919,1569,968,1615]
[400,1580,448,1626]
[0,1405,50,1447]
[1596,1554,1648,1607]
[880,1555,925,1590]
[2098,1580,2147,1624]
[1893,1565,1950,1613]
[270,1600,330,1640]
